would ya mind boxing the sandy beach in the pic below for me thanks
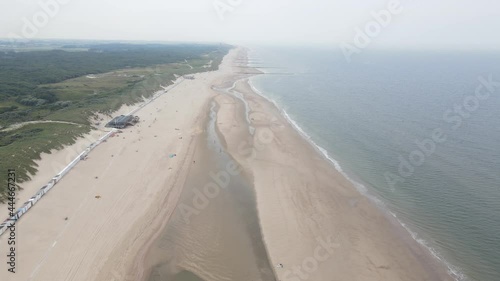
[0,48,241,281]
[0,47,455,281]
[214,73,456,281]
[211,49,455,281]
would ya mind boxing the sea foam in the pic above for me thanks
[247,57,466,281]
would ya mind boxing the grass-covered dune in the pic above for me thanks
[0,42,231,202]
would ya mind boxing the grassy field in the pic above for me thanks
[0,44,230,202]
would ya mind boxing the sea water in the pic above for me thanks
[248,46,500,281]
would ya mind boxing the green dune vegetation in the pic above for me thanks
[0,42,231,202]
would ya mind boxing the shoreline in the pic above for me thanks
[0,46,457,281]
[247,68,464,280]
[214,48,455,280]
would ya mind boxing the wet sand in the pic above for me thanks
[137,48,454,281]
[0,47,455,281]
[212,58,456,280]
[141,102,276,281]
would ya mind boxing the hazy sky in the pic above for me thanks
[1,0,500,50]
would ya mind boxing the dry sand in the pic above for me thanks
[212,50,455,281]
[0,47,455,281]
[0,48,241,281]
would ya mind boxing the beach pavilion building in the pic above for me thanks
[105,115,140,129]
